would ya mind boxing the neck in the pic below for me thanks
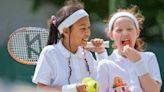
[117,49,127,58]
[62,40,78,54]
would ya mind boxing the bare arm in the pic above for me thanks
[37,82,62,92]
[123,46,161,92]
[139,74,161,92]
[37,82,87,92]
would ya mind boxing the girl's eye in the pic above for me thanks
[116,29,122,33]
[88,26,91,30]
[127,28,133,31]
[80,26,90,31]
[80,28,86,30]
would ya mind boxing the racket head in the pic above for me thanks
[7,27,49,65]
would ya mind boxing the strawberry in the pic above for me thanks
[113,83,127,88]
[122,40,130,46]
[115,83,124,87]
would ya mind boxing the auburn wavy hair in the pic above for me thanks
[109,5,145,51]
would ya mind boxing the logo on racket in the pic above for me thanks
[26,34,42,58]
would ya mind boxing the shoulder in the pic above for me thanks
[38,44,58,67]
[97,59,110,72]
[98,59,117,68]
[41,44,57,54]
[83,48,95,59]
[140,51,158,63]
[83,48,92,54]
[97,59,120,74]
[140,51,156,59]
[98,59,111,65]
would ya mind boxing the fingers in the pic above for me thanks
[122,45,131,55]
[122,45,141,62]
[84,38,105,53]
[91,38,104,47]
[76,84,88,92]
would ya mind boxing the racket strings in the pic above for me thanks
[8,27,48,64]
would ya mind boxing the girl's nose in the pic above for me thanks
[122,30,128,35]
[85,29,91,36]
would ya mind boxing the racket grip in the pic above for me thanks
[85,41,109,48]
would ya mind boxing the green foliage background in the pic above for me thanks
[0,0,164,91]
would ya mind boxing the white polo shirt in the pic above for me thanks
[97,50,162,92]
[32,40,107,86]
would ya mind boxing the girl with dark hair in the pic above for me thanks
[32,0,107,92]
[97,5,162,92]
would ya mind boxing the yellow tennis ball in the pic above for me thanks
[82,77,93,84]
[87,80,99,92]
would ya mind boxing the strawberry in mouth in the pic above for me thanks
[122,39,130,46]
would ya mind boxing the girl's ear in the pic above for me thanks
[136,29,141,38]
[62,27,70,37]
[108,31,114,40]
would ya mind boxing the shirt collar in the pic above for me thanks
[110,50,128,62]
[56,40,84,59]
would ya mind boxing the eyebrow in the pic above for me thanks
[79,24,90,27]
[79,24,86,26]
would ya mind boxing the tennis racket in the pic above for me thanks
[7,27,49,65]
[8,27,109,65]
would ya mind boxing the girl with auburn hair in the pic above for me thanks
[97,5,162,92]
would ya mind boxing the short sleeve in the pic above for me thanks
[96,60,110,92]
[32,48,55,85]
[147,52,162,86]
[95,50,108,61]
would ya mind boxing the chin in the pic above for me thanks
[81,42,87,47]
[83,41,87,44]
[82,43,87,47]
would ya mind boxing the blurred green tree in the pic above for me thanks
[31,0,164,42]
[31,0,109,21]
[126,0,164,42]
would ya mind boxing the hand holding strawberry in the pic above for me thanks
[122,41,141,62]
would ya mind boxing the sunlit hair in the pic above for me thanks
[109,5,145,51]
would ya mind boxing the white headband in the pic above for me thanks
[108,12,139,32]
[57,9,89,34]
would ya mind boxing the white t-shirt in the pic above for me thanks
[32,40,107,86]
[97,50,162,92]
